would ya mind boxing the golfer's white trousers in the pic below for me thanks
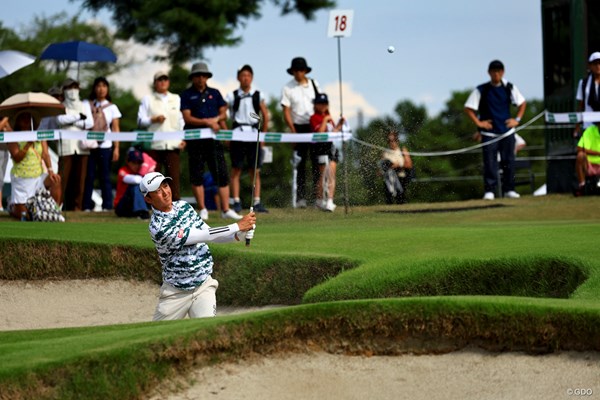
[152,277,219,321]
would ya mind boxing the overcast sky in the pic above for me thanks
[4,0,543,127]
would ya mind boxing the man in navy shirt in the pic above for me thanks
[464,60,526,200]
[180,62,242,220]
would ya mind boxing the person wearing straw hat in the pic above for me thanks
[180,62,241,221]
[140,171,255,320]
[464,60,526,201]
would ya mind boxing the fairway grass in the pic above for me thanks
[0,194,599,399]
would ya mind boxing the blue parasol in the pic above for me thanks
[40,41,117,80]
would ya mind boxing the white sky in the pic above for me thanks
[3,0,543,127]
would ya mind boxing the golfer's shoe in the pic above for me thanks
[199,208,209,220]
[483,192,495,200]
[296,199,307,208]
[221,209,243,220]
[233,201,242,213]
[504,191,520,199]
[252,202,269,213]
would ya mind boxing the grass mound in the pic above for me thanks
[303,256,590,303]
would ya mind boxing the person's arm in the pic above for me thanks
[506,101,526,129]
[464,107,492,131]
[218,104,228,130]
[182,109,220,131]
[122,174,143,185]
[41,141,60,183]
[282,106,296,133]
[259,100,269,133]
[8,141,33,163]
[111,118,120,162]
[137,96,153,128]
[185,212,256,245]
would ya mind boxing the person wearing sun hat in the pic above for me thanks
[180,62,241,221]
[137,70,185,201]
[140,171,256,321]
[281,57,321,208]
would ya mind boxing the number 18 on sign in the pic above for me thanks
[327,9,354,38]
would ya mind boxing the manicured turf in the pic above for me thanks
[0,194,598,399]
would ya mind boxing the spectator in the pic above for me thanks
[380,130,413,205]
[0,117,11,212]
[6,111,61,220]
[281,57,321,208]
[55,78,93,211]
[574,122,600,196]
[464,60,526,200]
[180,62,241,221]
[83,77,121,211]
[309,93,344,212]
[140,172,256,321]
[137,70,185,201]
[114,148,149,219]
[225,64,269,213]
[574,52,600,137]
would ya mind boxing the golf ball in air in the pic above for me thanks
[387,46,395,53]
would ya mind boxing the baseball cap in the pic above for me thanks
[127,149,144,163]
[153,71,169,81]
[237,64,253,75]
[589,52,600,63]
[313,93,329,104]
[488,60,505,71]
[140,172,172,196]
[62,78,79,88]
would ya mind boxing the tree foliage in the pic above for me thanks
[77,0,336,63]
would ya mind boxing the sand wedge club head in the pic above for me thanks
[246,112,262,246]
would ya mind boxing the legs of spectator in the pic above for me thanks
[43,173,62,205]
[73,155,88,211]
[98,148,113,210]
[498,135,516,194]
[115,185,149,218]
[295,143,309,204]
[576,150,588,187]
[230,167,242,203]
[58,155,73,208]
[83,149,98,210]
[481,136,499,195]
[150,149,181,201]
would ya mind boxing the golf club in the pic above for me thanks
[246,111,262,246]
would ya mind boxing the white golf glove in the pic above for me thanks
[238,224,256,241]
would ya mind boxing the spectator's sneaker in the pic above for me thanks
[252,203,269,213]
[233,201,242,213]
[296,199,307,208]
[573,185,585,197]
[325,199,337,212]
[504,191,521,199]
[221,209,243,220]
[199,208,209,220]
[483,192,495,200]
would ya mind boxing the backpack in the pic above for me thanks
[91,102,111,132]
[232,90,261,116]
[26,188,65,222]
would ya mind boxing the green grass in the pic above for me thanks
[0,194,599,399]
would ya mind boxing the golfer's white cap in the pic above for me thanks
[140,172,172,196]
[589,52,600,63]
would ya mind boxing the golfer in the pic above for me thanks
[140,172,256,321]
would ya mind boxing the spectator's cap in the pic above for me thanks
[589,52,600,63]
[237,64,253,75]
[313,93,329,104]
[140,172,172,196]
[488,60,504,71]
[189,62,213,79]
[127,148,144,163]
[47,86,63,97]
[287,57,312,75]
[153,70,169,81]
[62,77,79,88]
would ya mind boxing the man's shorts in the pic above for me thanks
[310,142,339,164]
[230,141,263,170]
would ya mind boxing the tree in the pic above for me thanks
[77,0,336,63]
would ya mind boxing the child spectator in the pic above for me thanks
[114,148,149,219]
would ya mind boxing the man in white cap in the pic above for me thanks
[575,52,600,137]
[140,171,256,320]
[137,70,185,201]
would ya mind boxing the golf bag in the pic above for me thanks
[26,188,65,222]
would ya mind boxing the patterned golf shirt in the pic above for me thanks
[148,200,213,290]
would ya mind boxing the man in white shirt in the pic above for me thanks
[574,52,600,136]
[138,71,185,200]
[281,57,321,208]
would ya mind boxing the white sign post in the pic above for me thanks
[328,9,354,214]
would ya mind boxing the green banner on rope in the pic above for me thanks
[87,132,105,140]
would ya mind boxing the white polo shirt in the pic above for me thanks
[280,78,321,125]
[576,76,600,129]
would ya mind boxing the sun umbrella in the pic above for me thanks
[0,50,36,79]
[0,92,65,129]
[40,40,117,80]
